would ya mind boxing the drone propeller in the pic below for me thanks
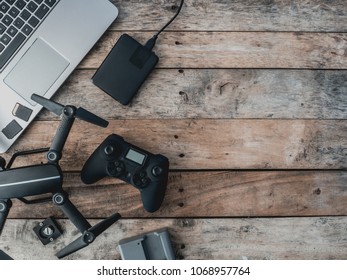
[75,107,109,128]
[56,213,121,259]
[31,94,108,128]
[31,94,63,116]
[31,94,109,163]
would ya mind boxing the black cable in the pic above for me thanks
[145,0,184,50]
[156,0,184,37]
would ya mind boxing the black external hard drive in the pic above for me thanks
[92,34,159,105]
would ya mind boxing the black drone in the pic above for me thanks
[0,94,121,259]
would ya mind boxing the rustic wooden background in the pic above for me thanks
[0,0,347,259]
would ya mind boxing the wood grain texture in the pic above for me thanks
[110,0,347,32]
[38,69,347,120]
[1,217,346,260]
[5,171,347,218]
[1,0,347,261]
[5,119,347,170]
[81,31,347,69]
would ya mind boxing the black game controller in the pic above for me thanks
[81,134,169,212]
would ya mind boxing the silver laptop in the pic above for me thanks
[0,0,118,153]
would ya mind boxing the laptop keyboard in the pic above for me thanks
[0,0,59,70]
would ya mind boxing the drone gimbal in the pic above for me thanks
[0,94,121,259]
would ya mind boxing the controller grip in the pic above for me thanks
[80,154,108,184]
[140,182,167,213]
[140,157,169,212]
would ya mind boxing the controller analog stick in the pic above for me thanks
[152,166,163,177]
[104,145,115,156]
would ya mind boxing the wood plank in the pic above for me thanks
[5,119,347,170]
[110,0,347,32]
[82,31,347,69]
[1,217,346,259]
[5,171,347,218]
[38,69,347,120]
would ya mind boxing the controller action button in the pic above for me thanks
[152,166,163,177]
[133,172,149,189]
[141,177,149,185]
[107,161,124,177]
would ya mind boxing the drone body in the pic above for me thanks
[0,94,120,258]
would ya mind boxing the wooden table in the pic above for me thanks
[1,0,346,260]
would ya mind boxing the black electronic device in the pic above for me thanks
[0,94,121,259]
[92,34,159,105]
[118,228,175,260]
[33,217,63,245]
[81,134,169,213]
[0,249,13,260]
[92,0,184,105]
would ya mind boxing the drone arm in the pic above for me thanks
[47,108,75,163]
[52,192,91,233]
[0,200,12,235]
[56,212,121,259]
[31,94,108,164]
[6,148,49,169]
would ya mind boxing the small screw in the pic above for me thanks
[42,226,54,237]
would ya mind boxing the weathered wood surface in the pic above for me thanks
[5,171,347,218]
[35,69,347,120]
[82,31,347,69]
[1,0,347,260]
[1,217,346,260]
[5,119,347,170]
[110,0,347,32]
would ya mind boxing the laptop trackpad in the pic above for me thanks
[4,38,70,106]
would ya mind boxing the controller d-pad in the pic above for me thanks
[107,161,125,177]
[133,171,150,189]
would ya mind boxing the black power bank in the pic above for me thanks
[92,34,159,105]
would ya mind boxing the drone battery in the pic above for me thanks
[118,228,175,260]
[92,34,159,105]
